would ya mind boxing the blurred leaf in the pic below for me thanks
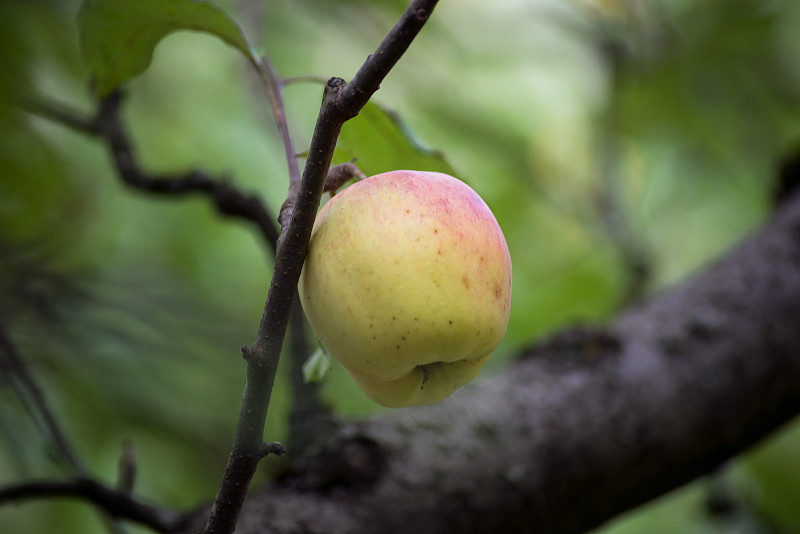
[742,420,800,531]
[335,101,458,178]
[77,0,255,96]
[0,3,34,116]
[616,1,788,163]
[600,480,707,534]
[302,347,332,383]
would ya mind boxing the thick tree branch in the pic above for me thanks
[0,478,188,533]
[184,188,800,534]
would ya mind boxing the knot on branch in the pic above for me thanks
[280,434,388,494]
[523,326,622,368]
[241,344,272,369]
[261,441,287,458]
[415,8,430,20]
[325,76,346,94]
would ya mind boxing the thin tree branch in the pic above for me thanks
[25,95,281,253]
[595,138,652,307]
[595,41,652,308]
[254,56,302,212]
[0,478,189,533]
[203,1,440,532]
[117,440,137,496]
[0,321,86,475]
[286,290,336,458]
[24,99,100,134]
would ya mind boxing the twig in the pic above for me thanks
[595,160,651,306]
[203,1,440,532]
[26,100,100,134]
[595,45,652,307]
[117,441,137,496]
[254,56,302,203]
[0,478,188,533]
[26,95,281,253]
[0,321,86,475]
[286,290,336,457]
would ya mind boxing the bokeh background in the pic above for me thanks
[1,0,800,532]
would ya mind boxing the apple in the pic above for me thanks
[298,170,512,408]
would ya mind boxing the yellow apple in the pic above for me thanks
[298,170,512,408]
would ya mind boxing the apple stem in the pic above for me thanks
[324,162,368,194]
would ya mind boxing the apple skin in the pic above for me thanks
[298,170,512,408]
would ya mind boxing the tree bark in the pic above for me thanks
[184,189,800,534]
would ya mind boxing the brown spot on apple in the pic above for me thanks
[419,364,431,388]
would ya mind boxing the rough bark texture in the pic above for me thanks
[184,190,800,534]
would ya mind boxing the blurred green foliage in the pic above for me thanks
[1,0,799,533]
[335,101,458,177]
[78,0,255,96]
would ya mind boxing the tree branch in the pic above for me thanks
[0,321,86,475]
[286,290,336,458]
[26,94,281,253]
[254,56,302,215]
[203,2,440,532]
[0,478,189,533]
[184,188,800,534]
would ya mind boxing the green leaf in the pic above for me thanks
[335,101,458,178]
[302,347,332,384]
[78,0,255,96]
